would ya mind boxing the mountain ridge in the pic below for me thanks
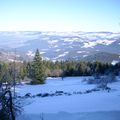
[0,31,120,62]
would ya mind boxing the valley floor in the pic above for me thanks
[16,77,120,120]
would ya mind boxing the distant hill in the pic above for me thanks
[0,31,120,62]
[82,52,120,63]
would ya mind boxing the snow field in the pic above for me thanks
[16,77,120,120]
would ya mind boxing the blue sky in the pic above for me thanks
[0,0,120,32]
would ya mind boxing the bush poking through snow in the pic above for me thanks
[20,87,112,99]
[55,91,64,94]
[25,93,32,97]
[87,78,96,84]
[41,93,49,97]
[87,74,117,90]
[36,93,42,97]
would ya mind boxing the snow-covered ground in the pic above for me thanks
[16,77,120,120]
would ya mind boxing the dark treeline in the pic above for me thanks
[0,59,120,84]
[42,60,120,77]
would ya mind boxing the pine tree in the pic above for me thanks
[0,63,12,90]
[18,62,27,82]
[31,49,45,84]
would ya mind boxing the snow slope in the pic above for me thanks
[16,77,120,120]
